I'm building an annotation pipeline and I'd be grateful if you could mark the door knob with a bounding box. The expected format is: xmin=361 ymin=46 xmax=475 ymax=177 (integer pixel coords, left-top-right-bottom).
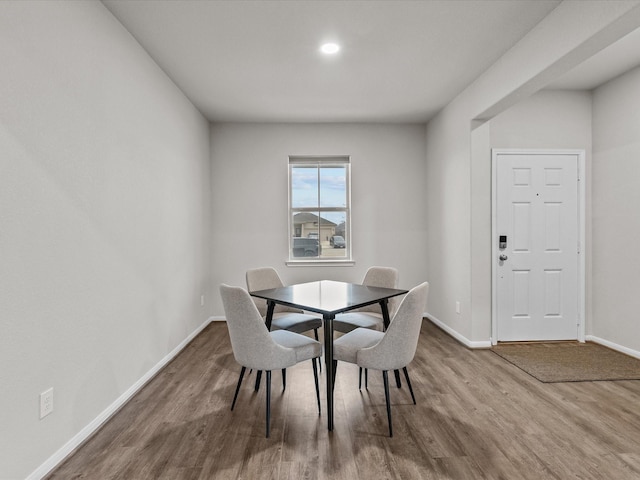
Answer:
xmin=499 ymin=254 xmax=508 ymax=261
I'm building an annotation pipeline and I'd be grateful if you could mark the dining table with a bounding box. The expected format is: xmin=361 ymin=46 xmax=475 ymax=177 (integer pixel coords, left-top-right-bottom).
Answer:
xmin=250 ymin=280 xmax=408 ymax=431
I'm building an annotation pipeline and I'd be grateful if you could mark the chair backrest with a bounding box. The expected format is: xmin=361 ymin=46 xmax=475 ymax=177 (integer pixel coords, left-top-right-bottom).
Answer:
xmin=357 ymin=266 xmax=399 ymax=314
xmin=219 ymin=284 xmax=296 ymax=370
xmin=357 ymin=282 xmax=429 ymax=371
xmin=245 ymin=267 xmax=301 ymax=316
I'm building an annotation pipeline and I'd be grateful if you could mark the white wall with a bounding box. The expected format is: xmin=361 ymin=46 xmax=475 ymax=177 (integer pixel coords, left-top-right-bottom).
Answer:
xmin=425 ymin=106 xmax=473 ymax=340
xmin=591 ymin=66 xmax=640 ymax=353
xmin=210 ymin=123 xmax=427 ymax=316
xmin=0 ymin=2 xmax=211 ymax=478
xmin=425 ymin=1 xmax=640 ymax=346
xmin=489 ymin=90 xmax=592 ymax=150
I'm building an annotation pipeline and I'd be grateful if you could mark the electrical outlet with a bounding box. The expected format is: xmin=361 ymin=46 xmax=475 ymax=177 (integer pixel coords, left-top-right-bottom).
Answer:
xmin=200 ymin=295 xmax=205 ymax=306
xmin=40 ymin=388 xmax=53 ymax=419
xmin=455 ymin=301 xmax=461 ymax=314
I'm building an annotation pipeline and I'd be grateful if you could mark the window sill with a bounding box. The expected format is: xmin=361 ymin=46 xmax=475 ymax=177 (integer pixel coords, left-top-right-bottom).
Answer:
xmin=286 ymin=259 xmax=356 ymax=267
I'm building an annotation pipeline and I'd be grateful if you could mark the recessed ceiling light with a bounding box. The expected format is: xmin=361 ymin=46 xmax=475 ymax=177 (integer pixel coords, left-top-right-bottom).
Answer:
xmin=320 ymin=43 xmax=340 ymax=55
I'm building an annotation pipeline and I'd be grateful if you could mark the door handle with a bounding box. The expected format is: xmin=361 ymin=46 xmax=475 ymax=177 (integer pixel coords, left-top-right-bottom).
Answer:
xmin=499 ymin=254 xmax=508 ymax=261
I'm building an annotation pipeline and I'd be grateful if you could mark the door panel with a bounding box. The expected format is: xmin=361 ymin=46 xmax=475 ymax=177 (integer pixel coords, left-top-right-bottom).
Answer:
xmin=495 ymin=152 xmax=580 ymax=341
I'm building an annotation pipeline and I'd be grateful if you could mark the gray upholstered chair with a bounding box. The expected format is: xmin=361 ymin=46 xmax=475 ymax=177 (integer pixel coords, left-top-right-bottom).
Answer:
xmin=333 ymin=266 xmax=399 ymax=334
xmin=333 ymin=266 xmax=400 ymax=388
xmin=246 ymin=267 xmax=322 ymax=339
xmin=220 ymin=284 xmax=322 ymax=438
xmin=332 ymin=281 xmax=429 ymax=437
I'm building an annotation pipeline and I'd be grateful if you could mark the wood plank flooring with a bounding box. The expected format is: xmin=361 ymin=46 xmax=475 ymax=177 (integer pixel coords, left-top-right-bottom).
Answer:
xmin=47 ymin=321 xmax=640 ymax=480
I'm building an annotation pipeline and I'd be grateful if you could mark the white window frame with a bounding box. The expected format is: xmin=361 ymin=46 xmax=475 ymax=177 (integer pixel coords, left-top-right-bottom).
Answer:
xmin=287 ymin=155 xmax=353 ymax=266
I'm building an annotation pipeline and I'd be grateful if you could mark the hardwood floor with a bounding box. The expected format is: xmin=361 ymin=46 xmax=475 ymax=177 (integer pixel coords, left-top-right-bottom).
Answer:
xmin=47 ymin=321 xmax=640 ymax=480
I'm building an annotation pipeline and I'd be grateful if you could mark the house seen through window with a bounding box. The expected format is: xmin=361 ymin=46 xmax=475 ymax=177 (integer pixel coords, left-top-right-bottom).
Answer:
xmin=289 ymin=156 xmax=351 ymax=261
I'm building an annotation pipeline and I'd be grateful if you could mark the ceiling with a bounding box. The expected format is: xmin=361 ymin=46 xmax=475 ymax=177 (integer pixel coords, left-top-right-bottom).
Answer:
xmin=102 ymin=0 xmax=640 ymax=124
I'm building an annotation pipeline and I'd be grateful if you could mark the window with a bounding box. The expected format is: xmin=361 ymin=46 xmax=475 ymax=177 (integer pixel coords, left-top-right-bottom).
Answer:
xmin=288 ymin=156 xmax=351 ymax=263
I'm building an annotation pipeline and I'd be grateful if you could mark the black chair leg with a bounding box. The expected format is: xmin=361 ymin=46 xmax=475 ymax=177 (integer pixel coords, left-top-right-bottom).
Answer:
xmin=359 ymin=368 xmax=370 ymax=389
xmin=312 ymin=358 xmax=321 ymax=416
xmin=282 ymin=368 xmax=286 ymax=391
xmin=403 ymin=367 xmax=416 ymax=405
xmin=231 ymin=366 xmax=246 ymax=411
xmin=266 ymin=370 xmax=271 ymax=438
xmin=394 ymin=369 xmax=402 ymax=388
xmin=382 ymin=370 xmax=393 ymax=437
xmin=255 ymin=370 xmax=262 ymax=391
xmin=313 ymin=329 xmax=322 ymax=373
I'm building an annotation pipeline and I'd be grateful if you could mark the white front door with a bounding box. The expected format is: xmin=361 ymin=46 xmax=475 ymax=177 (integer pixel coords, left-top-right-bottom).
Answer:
xmin=493 ymin=150 xmax=583 ymax=342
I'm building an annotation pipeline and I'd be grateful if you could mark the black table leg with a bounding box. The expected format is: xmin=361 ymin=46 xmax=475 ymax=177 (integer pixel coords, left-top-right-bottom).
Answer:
xmin=324 ymin=313 xmax=334 ymax=431
xmin=255 ymin=301 xmax=277 ymax=391
xmin=380 ymin=299 xmax=391 ymax=330
xmin=380 ymin=300 xmax=402 ymax=388
xmin=265 ymin=301 xmax=275 ymax=330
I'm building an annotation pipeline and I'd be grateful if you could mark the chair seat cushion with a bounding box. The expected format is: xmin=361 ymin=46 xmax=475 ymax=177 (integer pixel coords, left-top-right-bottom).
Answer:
xmin=333 ymin=328 xmax=383 ymax=364
xmin=271 ymin=330 xmax=322 ymax=364
xmin=333 ymin=312 xmax=383 ymax=334
xmin=271 ymin=313 xmax=322 ymax=334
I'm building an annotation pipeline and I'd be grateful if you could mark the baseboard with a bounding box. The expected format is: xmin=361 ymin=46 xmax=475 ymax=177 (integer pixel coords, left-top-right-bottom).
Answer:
xmin=27 ymin=317 xmax=213 ymax=480
xmin=210 ymin=315 xmax=226 ymax=321
xmin=425 ymin=321 xmax=640 ymax=356
xmin=426 ymin=314 xmax=492 ymax=349
xmin=585 ymin=335 xmax=640 ymax=360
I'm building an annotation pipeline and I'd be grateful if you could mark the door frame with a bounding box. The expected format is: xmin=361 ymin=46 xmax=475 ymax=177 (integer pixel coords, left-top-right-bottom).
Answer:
xmin=491 ymin=149 xmax=586 ymax=345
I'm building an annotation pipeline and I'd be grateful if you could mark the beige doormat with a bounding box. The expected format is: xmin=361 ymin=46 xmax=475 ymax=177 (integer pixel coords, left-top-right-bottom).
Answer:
xmin=492 ymin=341 xmax=640 ymax=383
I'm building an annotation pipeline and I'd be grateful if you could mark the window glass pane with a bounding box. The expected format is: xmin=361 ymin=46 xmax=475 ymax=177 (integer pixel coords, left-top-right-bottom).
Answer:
xmin=319 ymin=166 xmax=347 ymax=208
xmin=291 ymin=165 xmax=318 ymax=208
xmin=321 ymin=211 xmax=348 ymax=258
xmin=291 ymin=211 xmax=348 ymax=258
xmin=291 ymin=212 xmax=321 ymax=258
